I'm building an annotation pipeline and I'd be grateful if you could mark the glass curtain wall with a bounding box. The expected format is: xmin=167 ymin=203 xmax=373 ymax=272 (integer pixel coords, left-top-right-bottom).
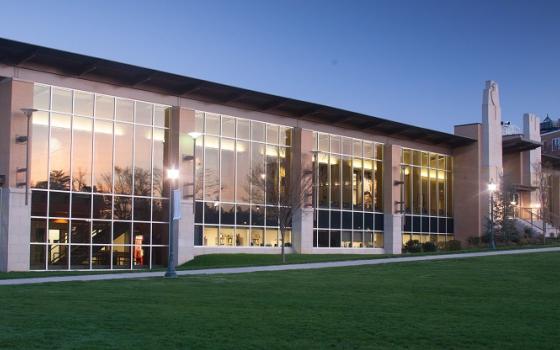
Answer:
xmin=29 ymin=84 xmax=171 ymax=270
xmin=193 ymin=112 xmax=292 ymax=247
xmin=312 ymin=132 xmax=384 ymax=248
xmin=401 ymin=148 xmax=454 ymax=245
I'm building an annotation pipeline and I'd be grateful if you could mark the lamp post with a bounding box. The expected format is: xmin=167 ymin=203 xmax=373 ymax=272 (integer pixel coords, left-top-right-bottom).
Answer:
xmin=165 ymin=167 xmax=180 ymax=278
xmin=487 ymin=180 xmax=497 ymax=249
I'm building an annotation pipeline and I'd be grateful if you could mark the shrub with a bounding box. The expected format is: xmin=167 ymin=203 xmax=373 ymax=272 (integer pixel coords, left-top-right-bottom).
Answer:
xmin=467 ymin=236 xmax=481 ymax=247
xmin=404 ymin=240 xmax=422 ymax=253
xmin=421 ymin=241 xmax=437 ymax=252
xmin=446 ymin=239 xmax=462 ymax=251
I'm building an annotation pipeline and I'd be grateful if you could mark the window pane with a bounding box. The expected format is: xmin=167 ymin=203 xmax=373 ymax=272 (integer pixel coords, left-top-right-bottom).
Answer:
xmin=330 ymin=154 xmax=341 ymax=208
xmin=92 ymin=245 xmax=111 ymax=269
xmin=134 ymin=197 xmax=151 ymax=221
xmin=194 ymin=134 xmax=204 ymax=200
xmin=71 ymin=220 xmax=90 ymax=244
xmin=134 ymin=126 xmax=153 ymax=196
xmin=116 ymin=99 xmax=134 ymax=122
xmin=52 ymin=87 xmax=72 ymax=114
xmin=251 ymin=228 xmax=264 ymax=246
xmin=72 ymin=193 xmax=91 ymax=218
xmin=374 ymin=161 xmax=383 ymax=212
xmin=49 ymin=219 xmax=69 ymax=244
xmin=30 ymin=218 xmax=47 ymax=243
xmin=222 ymin=116 xmax=235 ymax=138
xmin=114 ymin=123 xmax=133 ymax=194
xmin=113 ymin=196 xmax=132 ymax=220
xmin=363 ymin=160 xmax=373 ymax=211
xmin=317 ymin=153 xmax=329 ymax=208
xmin=92 ymin=221 xmax=111 ymax=244
xmin=237 ymin=119 xmax=250 ymax=139
xmin=49 ymin=192 xmax=69 ymax=217
xmin=152 ymin=223 xmax=169 ymax=245
xmin=204 ymin=136 xmax=220 ymax=201
xmin=237 ymin=140 xmax=251 ymax=202
xmin=33 ymin=84 xmax=50 ymax=110
xmin=251 ymin=143 xmax=265 ymax=204
xmin=266 ymin=145 xmax=279 ymax=205
xmin=71 ymin=245 xmax=90 ymax=269
xmin=221 ymin=139 xmax=235 ymax=202
xmin=221 ymin=203 xmax=235 ymax=225
xmin=49 ymin=114 xmax=71 ymax=190
xmin=92 ymin=195 xmax=112 ymax=219
xmin=279 ymin=147 xmax=290 ymax=205
xmin=135 ymin=101 xmax=153 ymax=125
xmin=342 ymin=157 xmax=352 ymax=209
xmin=133 ymin=222 xmax=150 ymax=246
xmin=72 ymin=117 xmax=93 ymax=192
xmin=30 ymin=244 xmax=46 ymax=270
xmin=154 ymin=106 xmax=170 ymax=128
xmin=74 ymin=91 xmax=94 ymax=116
xmin=48 ymin=244 xmax=68 ymax=270
xmin=153 ymin=128 xmax=167 ymax=198
xmin=266 ymin=124 xmax=279 ymax=144
xmin=353 ymin=158 xmax=363 ymax=210
xmin=95 ymin=95 xmax=114 ymax=119
xmin=330 ymin=135 xmax=340 ymax=154
xmin=31 ymin=190 xmax=48 ymax=216
xmin=206 ymin=113 xmax=220 ymax=135
xmin=113 ymin=245 xmax=131 ymax=269
xmin=113 ymin=222 xmax=131 ymax=245
xmin=251 ymin=121 xmax=265 ymax=141
xmin=93 ymin=120 xmax=113 ymax=193
xmin=203 ymin=226 xmax=218 ymax=246
xmin=30 ymin=111 xmax=49 ymax=188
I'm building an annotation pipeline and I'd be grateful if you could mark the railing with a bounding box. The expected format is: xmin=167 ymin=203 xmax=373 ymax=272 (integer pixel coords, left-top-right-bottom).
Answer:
xmin=501 ymin=123 xmax=522 ymax=136
xmin=516 ymin=207 xmax=560 ymax=237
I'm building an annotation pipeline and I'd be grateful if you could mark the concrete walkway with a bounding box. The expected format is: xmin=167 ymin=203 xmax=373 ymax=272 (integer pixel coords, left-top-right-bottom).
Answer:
xmin=2 ymin=246 xmax=559 ymax=286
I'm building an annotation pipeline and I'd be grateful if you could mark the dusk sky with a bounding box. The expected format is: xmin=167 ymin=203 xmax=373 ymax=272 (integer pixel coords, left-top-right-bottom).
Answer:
xmin=1 ymin=0 xmax=558 ymax=133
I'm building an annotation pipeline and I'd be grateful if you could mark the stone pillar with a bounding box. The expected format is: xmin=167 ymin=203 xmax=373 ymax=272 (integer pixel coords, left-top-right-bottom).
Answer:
xmin=481 ymin=80 xmax=503 ymax=185
xmin=522 ymin=113 xmax=541 ymax=205
xmin=382 ymin=143 xmax=402 ymax=254
xmin=0 ymin=79 xmax=34 ymax=271
xmin=291 ymin=128 xmax=314 ymax=254
xmin=453 ymin=124 xmax=483 ymax=242
xmin=169 ymin=107 xmax=196 ymax=266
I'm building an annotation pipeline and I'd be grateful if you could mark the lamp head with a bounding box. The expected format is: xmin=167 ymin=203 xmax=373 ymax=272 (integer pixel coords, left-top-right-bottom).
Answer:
xmin=20 ymin=108 xmax=38 ymax=117
xmin=166 ymin=167 xmax=180 ymax=180
xmin=188 ymin=131 xmax=202 ymax=139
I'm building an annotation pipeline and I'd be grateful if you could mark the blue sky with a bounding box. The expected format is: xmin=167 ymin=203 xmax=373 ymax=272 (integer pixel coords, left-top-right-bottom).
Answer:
xmin=1 ymin=0 xmax=558 ymax=133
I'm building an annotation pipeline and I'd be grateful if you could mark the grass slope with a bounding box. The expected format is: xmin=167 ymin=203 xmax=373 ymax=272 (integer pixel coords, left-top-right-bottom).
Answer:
xmin=1 ymin=252 xmax=559 ymax=349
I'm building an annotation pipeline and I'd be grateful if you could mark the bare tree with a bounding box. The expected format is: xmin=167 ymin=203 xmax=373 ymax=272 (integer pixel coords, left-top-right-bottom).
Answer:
xmin=533 ymin=161 xmax=553 ymax=242
xmin=247 ymin=156 xmax=313 ymax=263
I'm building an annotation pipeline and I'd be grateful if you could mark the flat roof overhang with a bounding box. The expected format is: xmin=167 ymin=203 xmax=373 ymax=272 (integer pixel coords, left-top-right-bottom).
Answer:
xmin=0 ymin=37 xmax=475 ymax=148
xmin=502 ymin=134 xmax=541 ymax=153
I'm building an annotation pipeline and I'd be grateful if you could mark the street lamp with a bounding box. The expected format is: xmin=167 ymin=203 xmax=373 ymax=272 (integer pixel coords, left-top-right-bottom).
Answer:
xmin=165 ymin=166 xmax=180 ymax=278
xmin=487 ymin=180 xmax=497 ymax=249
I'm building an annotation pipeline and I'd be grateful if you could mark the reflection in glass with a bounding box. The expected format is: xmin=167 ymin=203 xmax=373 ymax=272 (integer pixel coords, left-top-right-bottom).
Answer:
xmin=92 ymin=195 xmax=112 ymax=219
xmin=134 ymin=125 xmax=153 ymax=196
xmin=30 ymin=244 xmax=46 ymax=270
xmin=48 ymin=244 xmax=68 ymax=269
xmin=93 ymin=120 xmax=113 ymax=193
xmin=30 ymin=218 xmax=47 ymax=243
xmin=221 ymin=139 xmax=235 ymax=202
xmin=113 ymin=245 xmax=131 ymax=269
xmin=49 ymin=114 xmax=71 ymax=190
xmin=95 ymin=95 xmax=114 ymax=119
xmin=236 ymin=140 xmax=250 ymax=203
xmin=114 ymin=123 xmax=133 ymax=195
xmin=30 ymin=112 xmax=49 ymax=188
xmin=204 ymin=136 xmax=220 ymax=201
xmin=92 ymin=221 xmax=111 ymax=244
xmin=71 ymin=220 xmax=91 ymax=247
xmin=31 ymin=190 xmax=47 ymax=216
xmin=49 ymin=192 xmax=70 ymax=217
xmin=52 ymin=87 xmax=72 ymax=114
xmin=74 ymin=91 xmax=94 ymax=116
xmin=33 ymin=84 xmax=50 ymax=110
xmin=113 ymin=222 xmax=131 ymax=245
xmin=114 ymin=196 xmax=132 ymax=220
xmin=72 ymin=193 xmax=91 ymax=218
xmin=116 ymin=99 xmax=134 ymax=122
xmin=135 ymin=101 xmax=153 ymax=125
xmin=70 ymin=245 xmax=90 ymax=269
xmin=72 ymin=117 xmax=93 ymax=191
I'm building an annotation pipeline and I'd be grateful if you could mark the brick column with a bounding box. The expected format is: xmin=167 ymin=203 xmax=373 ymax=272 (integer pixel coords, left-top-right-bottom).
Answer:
xmin=169 ymin=107 xmax=196 ymax=266
xmin=291 ymin=128 xmax=314 ymax=253
xmin=0 ymin=79 xmax=34 ymax=271
xmin=382 ymin=143 xmax=402 ymax=254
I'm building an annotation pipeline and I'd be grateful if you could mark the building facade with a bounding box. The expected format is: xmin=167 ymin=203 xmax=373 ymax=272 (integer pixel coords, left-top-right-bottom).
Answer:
xmin=0 ymin=38 xmax=553 ymax=271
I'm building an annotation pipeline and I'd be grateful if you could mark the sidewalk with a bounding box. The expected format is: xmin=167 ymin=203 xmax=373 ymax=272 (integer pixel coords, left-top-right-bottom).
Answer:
xmin=2 ymin=246 xmax=559 ymax=286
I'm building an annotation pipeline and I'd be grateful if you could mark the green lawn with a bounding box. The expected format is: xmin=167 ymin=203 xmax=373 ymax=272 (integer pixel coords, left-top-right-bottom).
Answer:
xmin=1 ymin=252 xmax=559 ymax=349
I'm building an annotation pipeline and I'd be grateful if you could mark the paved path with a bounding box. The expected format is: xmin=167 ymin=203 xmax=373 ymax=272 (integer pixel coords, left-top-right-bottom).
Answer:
xmin=2 ymin=247 xmax=559 ymax=286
